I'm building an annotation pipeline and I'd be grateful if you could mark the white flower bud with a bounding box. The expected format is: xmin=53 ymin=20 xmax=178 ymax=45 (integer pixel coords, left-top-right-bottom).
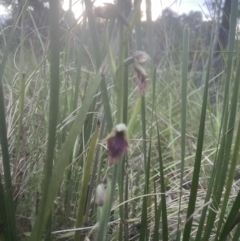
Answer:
xmin=96 ymin=184 xmax=106 ymax=206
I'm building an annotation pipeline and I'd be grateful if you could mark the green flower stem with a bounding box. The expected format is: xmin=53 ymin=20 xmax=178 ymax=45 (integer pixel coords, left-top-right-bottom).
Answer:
xmin=176 ymin=27 xmax=189 ymax=241
xmin=96 ymin=163 xmax=120 ymax=241
xmin=13 ymin=4 xmax=27 ymax=178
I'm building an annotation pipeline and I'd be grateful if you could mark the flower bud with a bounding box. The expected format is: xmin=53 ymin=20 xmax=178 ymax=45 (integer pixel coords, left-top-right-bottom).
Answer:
xmin=96 ymin=184 xmax=106 ymax=206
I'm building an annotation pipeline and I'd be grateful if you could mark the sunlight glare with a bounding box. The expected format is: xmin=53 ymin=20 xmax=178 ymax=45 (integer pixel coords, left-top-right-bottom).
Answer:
xmin=63 ymin=0 xmax=165 ymax=21
xmin=62 ymin=0 xmax=207 ymax=21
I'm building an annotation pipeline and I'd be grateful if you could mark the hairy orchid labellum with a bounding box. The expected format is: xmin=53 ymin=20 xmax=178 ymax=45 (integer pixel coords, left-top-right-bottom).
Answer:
xmin=103 ymin=123 xmax=129 ymax=166
xmin=132 ymin=51 xmax=150 ymax=95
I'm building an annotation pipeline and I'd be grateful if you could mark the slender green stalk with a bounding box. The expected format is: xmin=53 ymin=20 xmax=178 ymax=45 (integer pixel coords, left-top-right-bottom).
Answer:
xmin=219 ymin=191 xmax=240 ymax=241
xmin=139 ymin=135 xmax=150 ymax=241
xmin=123 ymin=48 xmax=129 ymax=126
xmin=96 ymin=164 xmax=120 ymax=241
xmin=42 ymin=1 xmax=60 ymax=240
xmin=0 ymin=2 xmax=28 ymax=241
xmin=30 ymin=67 xmax=104 ymax=241
xmin=232 ymin=223 xmax=240 ymax=241
xmin=13 ymin=3 xmax=27 ymax=178
xmin=0 ymin=176 xmax=11 ymax=241
xmin=84 ymin=0 xmax=113 ymax=132
xmin=117 ymin=2 xmax=126 ymax=240
xmin=106 ymin=27 xmax=116 ymax=85
xmin=127 ymin=97 xmax=141 ymax=137
xmin=194 ymin=61 xmax=215 ymax=241
xmin=28 ymin=10 xmax=45 ymax=50
xmin=139 ymin=94 xmax=148 ymax=241
xmin=215 ymin=58 xmax=240 ymax=240
xmin=63 ymin=18 xmax=86 ymax=224
xmin=157 ymin=123 xmax=168 ymax=241
xmin=85 ymin=118 xmax=106 ymax=223
xmin=74 ymin=123 xmax=100 ymax=241
xmin=182 ymin=31 xmax=210 ymax=241
xmin=176 ymin=27 xmax=189 ymax=241
xmin=145 ymin=0 xmax=153 ymax=57
xmin=202 ymin=0 xmax=238 ymax=238
xmin=43 ymin=0 xmax=60 ymax=191
xmin=153 ymin=181 xmax=160 ymax=241
xmin=116 ymin=22 xmax=125 ymax=123
xmin=134 ymin=0 xmax=142 ymax=49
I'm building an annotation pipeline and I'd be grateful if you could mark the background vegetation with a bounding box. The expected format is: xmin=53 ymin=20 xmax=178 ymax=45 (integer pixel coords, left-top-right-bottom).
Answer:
xmin=0 ymin=0 xmax=240 ymax=240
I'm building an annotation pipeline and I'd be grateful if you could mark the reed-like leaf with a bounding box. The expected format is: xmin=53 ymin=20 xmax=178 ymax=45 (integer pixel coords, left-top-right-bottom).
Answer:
xmin=134 ymin=0 xmax=142 ymax=50
xmin=219 ymin=191 xmax=240 ymax=241
xmin=39 ymin=1 xmax=60 ymax=240
xmin=139 ymin=137 xmax=150 ymax=241
xmin=0 ymin=2 xmax=27 ymax=241
xmin=29 ymin=68 xmax=104 ymax=241
xmin=153 ymin=181 xmax=161 ymax=241
xmin=74 ymin=123 xmax=100 ymax=241
xmin=13 ymin=5 xmax=27 ymax=177
xmin=157 ymin=123 xmax=169 ymax=241
xmin=215 ymin=58 xmax=240 ymax=240
xmin=182 ymin=31 xmax=210 ymax=241
xmin=232 ymin=223 xmax=240 ymax=241
xmin=96 ymin=164 xmax=119 ymax=241
xmin=84 ymin=0 xmax=113 ymax=132
xmin=176 ymin=27 xmax=189 ymax=241
xmin=0 ymin=176 xmax=11 ymax=241
xmin=202 ymin=0 xmax=238 ymax=238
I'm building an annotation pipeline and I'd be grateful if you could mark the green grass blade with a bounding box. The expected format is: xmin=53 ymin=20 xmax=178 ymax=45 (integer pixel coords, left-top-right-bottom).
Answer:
xmin=74 ymin=123 xmax=100 ymax=241
xmin=134 ymin=0 xmax=142 ymax=50
xmin=96 ymin=164 xmax=119 ymax=241
xmin=145 ymin=0 xmax=153 ymax=57
xmin=73 ymin=39 xmax=85 ymax=112
xmin=100 ymin=74 xmax=113 ymax=132
xmin=123 ymin=49 xmax=129 ymax=125
xmin=127 ymin=97 xmax=141 ymax=138
xmin=139 ymin=138 xmax=151 ymax=241
xmin=232 ymin=223 xmax=240 ymax=241
xmin=157 ymin=123 xmax=169 ymax=241
xmin=84 ymin=0 xmax=113 ymax=132
xmin=45 ymin=0 xmax=60 ymax=177
xmin=219 ymin=191 xmax=240 ymax=241
xmin=40 ymin=0 xmax=60 ymax=239
xmin=215 ymin=58 xmax=240 ymax=240
xmin=119 ymin=46 xmax=129 ymax=241
xmin=202 ymin=0 xmax=238 ymax=238
xmin=153 ymin=180 xmax=160 ymax=241
xmin=13 ymin=4 xmax=27 ymax=177
xmin=0 ymin=176 xmax=11 ymax=241
xmin=106 ymin=27 xmax=116 ymax=81
xmin=0 ymin=2 xmax=28 ymax=240
xmin=176 ymin=27 xmax=189 ymax=241
xmin=194 ymin=64 xmax=216 ymax=241
xmin=182 ymin=31 xmax=210 ymax=241
xmin=29 ymin=69 xmax=103 ymax=241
